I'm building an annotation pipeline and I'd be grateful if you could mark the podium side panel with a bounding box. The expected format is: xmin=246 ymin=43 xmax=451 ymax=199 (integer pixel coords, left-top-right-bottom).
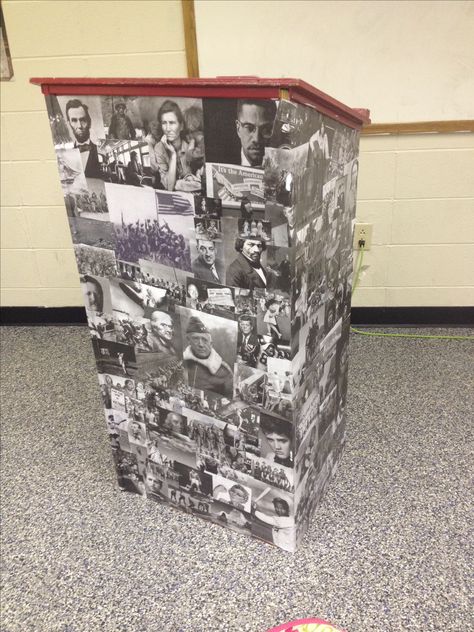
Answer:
xmin=279 ymin=101 xmax=360 ymax=546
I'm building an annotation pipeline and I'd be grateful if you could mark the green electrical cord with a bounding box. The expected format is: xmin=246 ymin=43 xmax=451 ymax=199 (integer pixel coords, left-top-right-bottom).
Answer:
xmin=350 ymin=245 xmax=474 ymax=341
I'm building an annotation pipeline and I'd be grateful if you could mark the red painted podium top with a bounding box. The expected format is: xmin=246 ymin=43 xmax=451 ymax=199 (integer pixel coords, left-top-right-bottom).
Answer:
xmin=30 ymin=76 xmax=370 ymax=130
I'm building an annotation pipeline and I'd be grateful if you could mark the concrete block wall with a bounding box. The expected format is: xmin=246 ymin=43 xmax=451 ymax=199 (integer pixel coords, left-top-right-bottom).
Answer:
xmin=354 ymin=132 xmax=474 ymax=307
xmin=0 ymin=0 xmax=187 ymax=307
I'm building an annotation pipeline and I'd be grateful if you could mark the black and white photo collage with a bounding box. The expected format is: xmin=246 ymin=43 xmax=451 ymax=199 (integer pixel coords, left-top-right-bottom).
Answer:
xmin=46 ymin=92 xmax=360 ymax=552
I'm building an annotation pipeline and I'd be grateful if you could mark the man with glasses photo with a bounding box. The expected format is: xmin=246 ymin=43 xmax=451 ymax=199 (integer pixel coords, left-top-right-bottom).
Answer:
xmin=235 ymin=99 xmax=276 ymax=167
xmin=203 ymin=99 xmax=277 ymax=168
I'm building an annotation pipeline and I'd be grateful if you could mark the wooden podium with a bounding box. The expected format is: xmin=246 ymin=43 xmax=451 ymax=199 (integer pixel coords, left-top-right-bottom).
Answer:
xmin=31 ymin=76 xmax=369 ymax=551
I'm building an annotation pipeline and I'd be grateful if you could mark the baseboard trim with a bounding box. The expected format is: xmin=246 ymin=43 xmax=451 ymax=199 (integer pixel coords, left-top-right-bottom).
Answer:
xmin=350 ymin=306 xmax=473 ymax=327
xmin=1 ymin=306 xmax=473 ymax=327
xmin=1 ymin=306 xmax=87 ymax=325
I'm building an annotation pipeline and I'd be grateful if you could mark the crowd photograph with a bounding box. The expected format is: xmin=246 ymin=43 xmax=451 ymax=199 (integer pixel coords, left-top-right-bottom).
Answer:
xmin=106 ymin=183 xmax=194 ymax=271
xmin=64 ymin=179 xmax=109 ymax=219
xmin=69 ymin=216 xmax=116 ymax=250
xmin=74 ymin=244 xmax=117 ymax=277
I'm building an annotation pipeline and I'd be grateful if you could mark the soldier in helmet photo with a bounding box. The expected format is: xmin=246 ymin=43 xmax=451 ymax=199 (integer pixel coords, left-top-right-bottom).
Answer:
xmin=182 ymin=315 xmax=234 ymax=397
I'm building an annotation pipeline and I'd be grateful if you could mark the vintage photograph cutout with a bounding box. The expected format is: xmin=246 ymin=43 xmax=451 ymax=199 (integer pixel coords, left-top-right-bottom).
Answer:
xmin=203 ymin=98 xmax=277 ymax=168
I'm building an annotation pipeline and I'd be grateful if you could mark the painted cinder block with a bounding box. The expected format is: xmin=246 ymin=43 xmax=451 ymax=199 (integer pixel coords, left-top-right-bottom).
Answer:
xmin=357 ymin=151 xmax=396 ymax=200
xmin=386 ymin=286 xmax=474 ymax=307
xmin=3 ymin=0 xmax=184 ymax=58
xmin=36 ymin=249 xmax=80 ymax=288
xmin=20 ymin=161 xmax=65 ymax=207
xmin=1 ymin=112 xmax=56 ymax=162
xmin=0 ymin=249 xmax=39 ymax=288
xmin=392 ymin=198 xmax=474 ymax=245
xmin=24 ymin=206 xmax=73 ymax=249
xmin=37 ymin=79 xmax=365 ymax=551
xmin=0 ymin=56 xmax=91 ymax=114
xmin=0 ymin=207 xmax=30 ymax=249
xmin=395 ymin=149 xmax=474 ymax=199
xmin=1 ymin=286 xmax=83 ymax=308
xmin=0 ymin=162 xmax=23 ymax=207
xmin=386 ymin=244 xmax=474 ymax=288
xmin=355 ymin=199 xmax=393 ymax=245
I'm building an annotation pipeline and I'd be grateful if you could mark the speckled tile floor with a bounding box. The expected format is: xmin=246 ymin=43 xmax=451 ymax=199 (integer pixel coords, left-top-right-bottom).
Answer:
xmin=1 ymin=325 xmax=473 ymax=632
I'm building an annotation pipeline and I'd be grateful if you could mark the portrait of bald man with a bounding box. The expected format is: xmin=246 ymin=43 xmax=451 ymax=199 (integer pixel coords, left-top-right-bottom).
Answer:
xmin=147 ymin=311 xmax=177 ymax=358
xmin=136 ymin=310 xmax=180 ymax=377
xmin=203 ymin=99 xmax=277 ymax=168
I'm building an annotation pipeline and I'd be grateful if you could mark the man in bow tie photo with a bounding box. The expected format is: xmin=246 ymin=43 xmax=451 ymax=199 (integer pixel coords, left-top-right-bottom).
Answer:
xmin=226 ymin=235 xmax=277 ymax=290
xmin=66 ymin=99 xmax=103 ymax=179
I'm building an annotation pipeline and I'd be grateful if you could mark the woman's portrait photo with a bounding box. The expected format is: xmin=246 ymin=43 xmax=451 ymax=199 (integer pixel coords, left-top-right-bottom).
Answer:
xmin=148 ymin=99 xmax=205 ymax=193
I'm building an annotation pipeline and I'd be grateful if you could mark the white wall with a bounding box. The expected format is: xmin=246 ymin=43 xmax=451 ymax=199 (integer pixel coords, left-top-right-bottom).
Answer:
xmin=194 ymin=0 xmax=474 ymax=123
xmin=0 ymin=0 xmax=187 ymax=307
xmin=355 ymin=132 xmax=474 ymax=307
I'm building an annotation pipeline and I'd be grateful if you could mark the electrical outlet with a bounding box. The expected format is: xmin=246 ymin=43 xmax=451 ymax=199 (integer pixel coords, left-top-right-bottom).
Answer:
xmin=353 ymin=223 xmax=373 ymax=250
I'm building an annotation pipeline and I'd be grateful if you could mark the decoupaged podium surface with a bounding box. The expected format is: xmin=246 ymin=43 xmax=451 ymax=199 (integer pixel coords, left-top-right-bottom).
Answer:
xmin=31 ymin=77 xmax=369 ymax=551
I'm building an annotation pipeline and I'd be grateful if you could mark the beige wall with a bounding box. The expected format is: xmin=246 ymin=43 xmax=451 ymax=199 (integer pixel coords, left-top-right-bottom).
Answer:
xmin=195 ymin=0 xmax=474 ymax=123
xmin=1 ymin=1 xmax=473 ymax=308
xmin=194 ymin=0 xmax=474 ymax=308
xmin=0 ymin=0 xmax=187 ymax=307
xmin=354 ymin=132 xmax=474 ymax=307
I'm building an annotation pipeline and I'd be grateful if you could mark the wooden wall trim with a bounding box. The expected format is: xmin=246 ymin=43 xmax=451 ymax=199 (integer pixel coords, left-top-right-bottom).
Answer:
xmin=182 ymin=0 xmax=200 ymax=78
xmin=362 ymin=120 xmax=474 ymax=135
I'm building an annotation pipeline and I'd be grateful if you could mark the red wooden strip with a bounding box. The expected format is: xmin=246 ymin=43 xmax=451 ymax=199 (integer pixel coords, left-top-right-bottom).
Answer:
xmin=29 ymin=76 xmax=370 ymax=129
